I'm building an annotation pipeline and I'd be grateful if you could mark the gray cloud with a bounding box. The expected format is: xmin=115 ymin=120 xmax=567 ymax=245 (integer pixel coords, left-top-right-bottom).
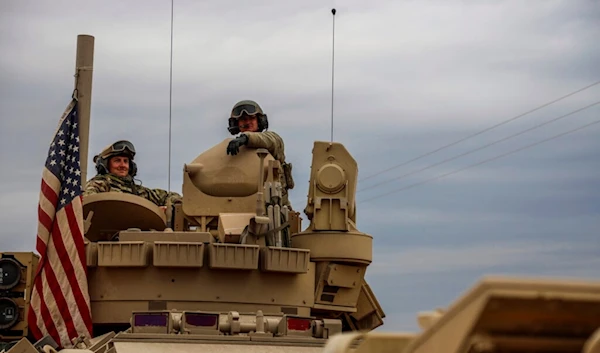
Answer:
xmin=367 ymin=238 xmax=600 ymax=331
xmin=1 ymin=0 xmax=599 ymax=334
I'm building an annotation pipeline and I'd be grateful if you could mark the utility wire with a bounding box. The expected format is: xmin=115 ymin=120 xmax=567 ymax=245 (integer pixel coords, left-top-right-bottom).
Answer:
xmin=359 ymin=118 xmax=600 ymax=204
xmin=358 ymin=99 xmax=600 ymax=193
xmin=359 ymin=79 xmax=600 ymax=182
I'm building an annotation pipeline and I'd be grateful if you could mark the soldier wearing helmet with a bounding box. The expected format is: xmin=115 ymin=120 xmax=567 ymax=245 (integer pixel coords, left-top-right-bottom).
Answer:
xmin=226 ymin=100 xmax=295 ymax=208
xmin=83 ymin=140 xmax=182 ymax=207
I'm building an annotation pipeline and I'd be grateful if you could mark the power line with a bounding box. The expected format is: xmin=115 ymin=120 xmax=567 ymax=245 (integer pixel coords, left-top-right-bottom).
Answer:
xmin=359 ymin=118 xmax=600 ymax=204
xmin=358 ymin=79 xmax=600 ymax=182
xmin=358 ymin=99 xmax=600 ymax=193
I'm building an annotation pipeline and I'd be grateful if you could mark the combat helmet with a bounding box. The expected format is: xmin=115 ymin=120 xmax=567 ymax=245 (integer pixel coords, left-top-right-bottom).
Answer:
xmin=93 ymin=140 xmax=138 ymax=177
xmin=228 ymin=100 xmax=269 ymax=135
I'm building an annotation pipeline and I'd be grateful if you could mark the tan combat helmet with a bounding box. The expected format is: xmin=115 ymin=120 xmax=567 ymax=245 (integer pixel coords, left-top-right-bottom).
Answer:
xmin=92 ymin=139 xmax=137 ymax=176
xmin=228 ymin=100 xmax=269 ymax=135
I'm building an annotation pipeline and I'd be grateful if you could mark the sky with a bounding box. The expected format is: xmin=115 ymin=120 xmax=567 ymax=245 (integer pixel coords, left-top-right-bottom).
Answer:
xmin=1 ymin=0 xmax=599 ymax=333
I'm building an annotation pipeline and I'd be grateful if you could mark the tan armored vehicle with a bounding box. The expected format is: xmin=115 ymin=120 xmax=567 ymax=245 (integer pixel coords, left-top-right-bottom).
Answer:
xmin=322 ymin=276 xmax=600 ymax=353
xmin=1 ymin=34 xmax=386 ymax=353
xmin=2 ymin=34 xmax=600 ymax=353
xmin=78 ymin=138 xmax=383 ymax=350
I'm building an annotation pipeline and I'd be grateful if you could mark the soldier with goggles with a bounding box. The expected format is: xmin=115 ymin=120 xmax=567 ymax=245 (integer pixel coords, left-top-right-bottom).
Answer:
xmin=226 ymin=100 xmax=295 ymax=208
xmin=83 ymin=140 xmax=181 ymax=207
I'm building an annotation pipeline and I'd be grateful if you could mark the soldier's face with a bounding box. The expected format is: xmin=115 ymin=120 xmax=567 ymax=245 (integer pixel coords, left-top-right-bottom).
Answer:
xmin=238 ymin=115 xmax=259 ymax=132
xmin=108 ymin=156 xmax=130 ymax=177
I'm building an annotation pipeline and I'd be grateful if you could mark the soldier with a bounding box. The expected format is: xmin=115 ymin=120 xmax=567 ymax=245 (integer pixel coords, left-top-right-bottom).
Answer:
xmin=226 ymin=100 xmax=295 ymax=208
xmin=83 ymin=140 xmax=182 ymax=207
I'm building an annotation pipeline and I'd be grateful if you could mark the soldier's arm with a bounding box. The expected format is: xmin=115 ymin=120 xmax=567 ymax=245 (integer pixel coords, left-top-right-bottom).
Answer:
xmin=244 ymin=131 xmax=285 ymax=160
xmin=147 ymin=188 xmax=182 ymax=207
xmin=163 ymin=191 xmax=183 ymax=206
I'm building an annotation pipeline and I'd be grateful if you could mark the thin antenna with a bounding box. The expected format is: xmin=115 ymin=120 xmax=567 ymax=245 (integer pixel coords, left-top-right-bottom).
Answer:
xmin=168 ymin=0 xmax=174 ymax=192
xmin=330 ymin=8 xmax=336 ymax=143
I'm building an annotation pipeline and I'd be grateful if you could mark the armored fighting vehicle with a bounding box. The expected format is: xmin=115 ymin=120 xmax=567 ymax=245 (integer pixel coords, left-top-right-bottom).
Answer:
xmin=3 ymin=34 xmax=600 ymax=353
xmin=1 ymin=34 xmax=385 ymax=353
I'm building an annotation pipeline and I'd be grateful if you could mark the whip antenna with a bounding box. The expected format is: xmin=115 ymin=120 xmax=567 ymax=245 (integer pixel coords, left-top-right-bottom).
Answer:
xmin=330 ymin=8 xmax=336 ymax=143
xmin=168 ymin=0 xmax=174 ymax=192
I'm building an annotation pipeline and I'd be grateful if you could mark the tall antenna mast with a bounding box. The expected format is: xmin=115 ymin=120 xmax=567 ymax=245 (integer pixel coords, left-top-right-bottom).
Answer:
xmin=168 ymin=0 xmax=174 ymax=192
xmin=330 ymin=8 xmax=336 ymax=143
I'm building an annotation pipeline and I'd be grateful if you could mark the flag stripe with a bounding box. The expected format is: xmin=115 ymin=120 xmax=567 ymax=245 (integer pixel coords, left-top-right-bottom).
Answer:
xmin=61 ymin=203 xmax=92 ymax=334
xmin=39 ymin=273 xmax=63 ymax=345
xmin=39 ymin=172 xmax=60 ymax=215
xmin=54 ymin=207 xmax=88 ymax=327
xmin=27 ymin=306 xmax=43 ymax=341
xmin=43 ymin=236 xmax=79 ymax=343
xmin=67 ymin=198 xmax=89 ymax=275
xmin=41 ymin=177 xmax=59 ymax=207
xmin=37 ymin=173 xmax=60 ymax=247
xmin=32 ymin=272 xmax=61 ymax=344
xmin=37 ymin=204 xmax=53 ymax=238
xmin=35 ymin=238 xmax=47 ymax=264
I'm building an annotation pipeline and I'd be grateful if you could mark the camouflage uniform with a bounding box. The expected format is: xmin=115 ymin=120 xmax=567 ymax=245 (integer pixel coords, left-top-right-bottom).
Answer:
xmin=86 ymin=140 xmax=182 ymax=207
xmin=83 ymin=173 xmax=181 ymax=207
xmin=243 ymin=130 xmax=294 ymax=207
xmin=245 ymin=131 xmax=285 ymax=164
xmin=226 ymin=100 xmax=295 ymax=208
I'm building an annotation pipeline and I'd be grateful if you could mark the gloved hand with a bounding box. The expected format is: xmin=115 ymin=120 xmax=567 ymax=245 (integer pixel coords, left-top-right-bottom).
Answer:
xmin=227 ymin=134 xmax=249 ymax=155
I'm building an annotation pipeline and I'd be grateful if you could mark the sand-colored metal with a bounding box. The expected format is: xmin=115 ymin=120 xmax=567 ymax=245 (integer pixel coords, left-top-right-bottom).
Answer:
xmin=0 ymin=252 xmax=39 ymax=342
xmin=82 ymin=193 xmax=167 ymax=242
xmin=182 ymin=140 xmax=276 ymax=221
xmin=74 ymin=34 xmax=94 ymax=185
xmin=2 ymin=337 xmax=39 ymax=353
xmin=321 ymin=276 xmax=600 ymax=353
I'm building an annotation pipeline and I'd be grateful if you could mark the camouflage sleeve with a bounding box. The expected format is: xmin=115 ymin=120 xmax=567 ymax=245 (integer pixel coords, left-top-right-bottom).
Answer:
xmin=82 ymin=176 xmax=110 ymax=196
xmin=145 ymin=187 xmax=182 ymax=207
xmin=244 ymin=131 xmax=285 ymax=162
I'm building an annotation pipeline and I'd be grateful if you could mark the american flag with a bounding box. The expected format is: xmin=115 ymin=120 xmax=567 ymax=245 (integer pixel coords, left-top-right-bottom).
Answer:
xmin=27 ymin=98 xmax=93 ymax=348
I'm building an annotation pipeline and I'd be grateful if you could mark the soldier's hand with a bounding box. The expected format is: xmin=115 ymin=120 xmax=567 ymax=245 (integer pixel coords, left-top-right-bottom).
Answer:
xmin=227 ymin=134 xmax=249 ymax=156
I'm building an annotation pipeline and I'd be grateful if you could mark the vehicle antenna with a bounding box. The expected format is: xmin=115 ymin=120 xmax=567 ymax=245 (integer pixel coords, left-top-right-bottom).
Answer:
xmin=330 ymin=8 xmax=336 ymax=143
xmin=168 ymin=0 xmax=174 ymax=192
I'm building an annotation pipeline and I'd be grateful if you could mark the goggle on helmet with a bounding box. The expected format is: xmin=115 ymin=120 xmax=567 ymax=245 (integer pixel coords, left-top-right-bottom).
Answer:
xmin=228 ymin=100 xmax=269 ymax=134
xmin=94 ymin=140 xmax=136 ymax=162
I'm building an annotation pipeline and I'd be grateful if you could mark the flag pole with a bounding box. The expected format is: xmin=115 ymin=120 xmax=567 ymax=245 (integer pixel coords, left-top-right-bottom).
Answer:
xmin=74 ymin=34 xmax=94 ymax=185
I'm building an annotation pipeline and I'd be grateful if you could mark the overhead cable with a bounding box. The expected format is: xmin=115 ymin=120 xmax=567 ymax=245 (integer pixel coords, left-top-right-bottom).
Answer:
xmin=359 ymin=79 xmax=600 ymax=182
xmin=359 ymin=117 xmax=600 ymax=203
xmin=358 ymin=99 xmax=600 ymax=193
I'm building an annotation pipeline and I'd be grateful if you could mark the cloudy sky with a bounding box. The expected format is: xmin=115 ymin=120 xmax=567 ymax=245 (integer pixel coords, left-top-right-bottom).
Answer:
xmin=1 ymin=0 xmax=599 ymax=333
